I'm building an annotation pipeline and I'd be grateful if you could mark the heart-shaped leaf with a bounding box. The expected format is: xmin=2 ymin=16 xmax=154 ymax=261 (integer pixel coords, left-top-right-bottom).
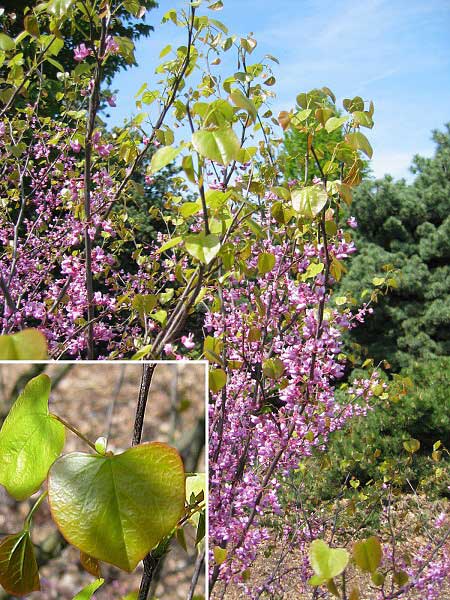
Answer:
xmin=345 ymin=132 xmax=373 ymax=158
xmin=192 ymin=127 xmax=240 ymax=165
xmin=257 ymin=252 xmax=276 ymax=275
xmin=291 ymin=186 xmax=328 ymax=218
xmin=185 ymin=233 xmax=220 ymax=265
xmin=325 ymin=115 xmax=348 ymax=133
xmin=403 ymin=438 xmax=420 ymax=453
xmin=229 ymin=89 xmax=257 ymax=123
xmin=0 ymin=374 xmax=65 ymax=500
xmin=72 ymin=578 xmax=104 ymax=599
xmin=48 ymin=443 xmax=185 ymax=572
xmin=46 ymin=0 xmax=75 ymax=18
xmin=353 ymin=536 xmax=382 ymax=573
xmin=0 ymin=33 xmax=15 ymax=51
xmin=309 ymin=539 xmax=349 ymax=584
xmin=213 ymin=546 xmax=227 ymax=565
xmin=0 ymin=329 xmax=48 ymax=359
xmin=209 ymin=368 xmax=227 ymax=393
xmin=149 ymin=145 xmax=183 ymax=174
xmin=0 ymin=531 xmax=40 ymax=595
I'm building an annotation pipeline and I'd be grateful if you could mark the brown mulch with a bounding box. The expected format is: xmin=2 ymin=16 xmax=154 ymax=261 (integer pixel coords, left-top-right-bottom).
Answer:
xmin=0 ymin=362 xmax=206 ymax=600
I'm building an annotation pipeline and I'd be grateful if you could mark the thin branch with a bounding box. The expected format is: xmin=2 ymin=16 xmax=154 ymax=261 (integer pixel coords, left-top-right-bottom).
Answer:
xmin=132 ymin=363 xmax=156 ymax=446
xmin=187 ymin=549 xmax=205 ymax=600
xmin=83 ymin=14 xmax=110 ymax=359
xmin=132 ymin=362 xmax=159 ymax=600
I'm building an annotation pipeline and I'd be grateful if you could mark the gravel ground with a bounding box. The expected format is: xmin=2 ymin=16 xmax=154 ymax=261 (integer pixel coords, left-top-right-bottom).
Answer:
xmin=214 ymin=496 xmax=450 ymax=600
xmin=0 ymin=362 xmax=206 ymax=600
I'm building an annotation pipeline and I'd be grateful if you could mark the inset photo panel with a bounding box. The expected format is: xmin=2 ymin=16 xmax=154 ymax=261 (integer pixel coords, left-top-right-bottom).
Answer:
xmin=0 ymin=361 xmax=207 ymax=600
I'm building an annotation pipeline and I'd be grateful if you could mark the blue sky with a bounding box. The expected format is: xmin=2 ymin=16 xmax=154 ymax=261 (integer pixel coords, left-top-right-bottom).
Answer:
xmin=108 ymin=0 xmax=450 ymax=181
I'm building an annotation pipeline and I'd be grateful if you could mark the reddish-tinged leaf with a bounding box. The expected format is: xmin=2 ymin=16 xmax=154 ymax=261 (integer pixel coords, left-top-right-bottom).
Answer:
xmin=0 ymin=532 xmax=40 ymax=595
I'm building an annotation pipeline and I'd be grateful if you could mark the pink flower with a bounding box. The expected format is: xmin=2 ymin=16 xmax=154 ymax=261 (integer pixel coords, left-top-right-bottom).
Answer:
xmin=434 ymin=512 xmax=447 ymax=528
xmin=80 ymin=79 xmax=95 ymax=96
xmin=107 ymin=95 xmax=116 ymax=108
xmin=181 ymin=334 xmax=195 ymax=349
xmin=70 ymin=140 xmax=82 ymax=153
xmin=96 ymin=143 xmax=113 ymax=157
xmin=164 ymin=343 xmax=175 ymax=355
xmin=104 ymin=36 xmax=119 ymax=55
xmin=74 ymin=43 xmax=91 ymax=62
xmin=347 ymin=216 xmax=358 ymax=229
xmin=145 ymin=175 xmax=155 ymax=185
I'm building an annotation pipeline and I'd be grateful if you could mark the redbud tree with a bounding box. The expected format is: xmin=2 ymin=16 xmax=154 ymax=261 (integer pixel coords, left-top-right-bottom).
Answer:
xmin=0 ymin=1 xmax=448 ymax=600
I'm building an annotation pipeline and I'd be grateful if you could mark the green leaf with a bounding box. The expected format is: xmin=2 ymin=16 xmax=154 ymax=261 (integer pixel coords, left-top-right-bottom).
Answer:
xmin=180 ymin=202 xmax=202 ymax=219
xmin=0 ymin=33 xmax=16 ymax=51
xmin=157 ymin=236 xmax=183 ymax=254
xmin=308 ymin=574 xmax=324 ymax=586
xmin=159 ymin=288 xmax=174 ymax=305
xmin=352 ymin=537 xmax=382 ymax=573
xmin=403 ymin=438 xmax=420 ymax=453
xmin=131 ymin=345 xmax=152 ymax=360
xmin=195 ymin=511 xmax=206 ymax=546
xmin=327 ymin=578 xmax=340 ymax=598
xmin=203 ymin=336 xmax=223 ymax=364
xmin=203 ymin=100 xmax=234 ymax=127
xmin=309 ymin=540 xmax=349 ymax=584
xmin=393 ymin=570 xmax=409 ymax=586
xmin=293 ymin=108 xmax=312 ymax=123
xmin=372 ymin=276 xmax=385 ymax=286
xmin=237 ymin=146 xmax=257 ymax=163
xmin=213 ymin=546 xmax=227 ymax=565
xmin=371 ymin=571 xmax=385 ymax=586
xmin=45 ymin=56 xmax=64 ymax=71
xmin=209 ymin=368 xmax=227 ymax=392
xmin=150 ymin=310 xmax=167 ymax=326
xmin=352 ymin=111 xmax=373 ymax=128
xmin=185 ymin=233 xmax=220 ymax=265
xmin=0 ymin=329 xmax=48 ymax=359
xmin=325 ymin=116 xmax=348 ymax=133
xmin=291 ymin=186 xmax=328 ymax=218
xmin=114 ymin=36 xmax=135 ymax=64
xmin=48 ymin=443 xmax=185 ymax=572
xmin=257 ymin=252 xmax=276 ymax=275
xmin=176 ymin=527 xmax=188 ymax=552
xmin=132 ymin=294 xmax=157 ymax=319
xmin=262 ymin=358 xmax=285 ymax=380
xmin=304 ymin=262 xmax=324 ymax=279
xmin=0 ymin=532 xmax=40 ymax=595
xmin=345 ymin=132 xmax=373 ymax=159
xmin=24 ymin=15 xmax=40 ymax=38
xmin=192 ymin=127 xmax=240 ymax=165
xmin=229 ymin=89 xmax=257 ymax=122
xmin=94 ymin=437 xmax=107 ymax=456
xmin=185 ymin=472 xmax=206 ymax=528
xmin=72 ymin=578 xmax=105 ymax=599
xmin=150 ymin=145 xmax=183 ymax=174
xmin=182 ymin=155 xmax=196 ymax=183
xmin=0 ymin=374 xmax=65 ymax=500
xmin=37 ymin=34 xmax=62 ymax=57
xmin=46 ymin=0 xmax=74 ymax=18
